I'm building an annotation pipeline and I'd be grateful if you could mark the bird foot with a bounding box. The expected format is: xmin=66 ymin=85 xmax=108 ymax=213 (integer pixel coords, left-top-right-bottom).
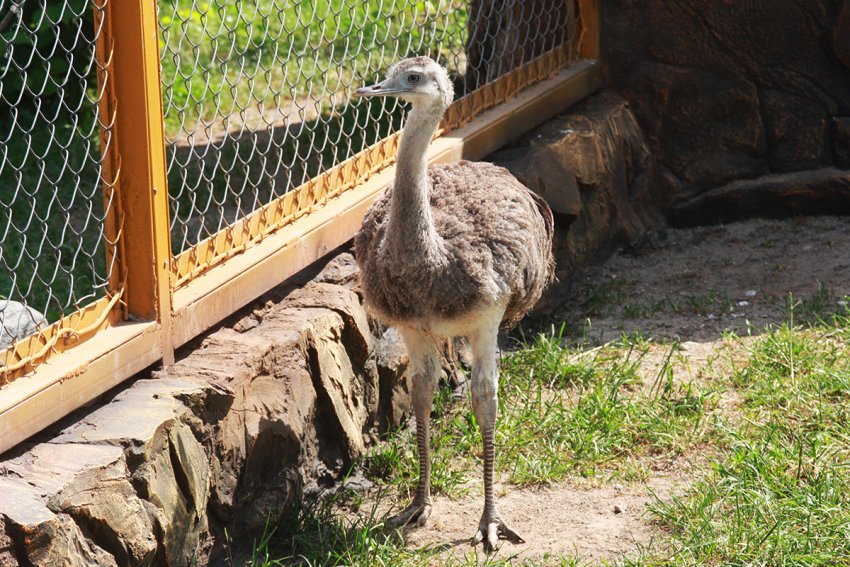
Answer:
xmin=471 ymin=517 xmax=524 ymax=553
xmin=386 ymin=500 xmax=432 ymax=529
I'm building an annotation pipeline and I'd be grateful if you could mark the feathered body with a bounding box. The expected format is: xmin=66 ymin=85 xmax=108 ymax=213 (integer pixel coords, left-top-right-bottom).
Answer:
xmin=352 ymin=56 xmax=553 ymax=551
xmin=356 ymin=160 xmax=553 ymax=331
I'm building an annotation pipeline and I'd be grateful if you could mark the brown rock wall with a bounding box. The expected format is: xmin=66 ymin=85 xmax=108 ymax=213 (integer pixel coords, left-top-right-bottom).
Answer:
xmin=0 ymin=280 xmax=408 ymax=566
xmin=603 ymin=0 xmax=850 ymax=223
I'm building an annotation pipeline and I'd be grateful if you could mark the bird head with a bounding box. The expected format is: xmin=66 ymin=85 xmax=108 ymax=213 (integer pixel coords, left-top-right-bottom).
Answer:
xmin=353 ymin=56 xmax=454 ymax=110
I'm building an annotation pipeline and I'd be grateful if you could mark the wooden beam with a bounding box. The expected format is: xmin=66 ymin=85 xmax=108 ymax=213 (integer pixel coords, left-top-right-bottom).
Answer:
xmin=0 ymin=322 xmax=160 ymax=454
xmin=579 ymin=0 xmax=601 ymax=60
xmin=171 ymin=60 xmax=602 ymax=346
xmin=101 ymin=0 xmax=174 ymax=362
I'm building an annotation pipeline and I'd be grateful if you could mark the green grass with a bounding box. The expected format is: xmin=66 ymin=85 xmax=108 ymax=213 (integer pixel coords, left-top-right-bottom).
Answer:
xmin=158 ymin=0 xmax=468 ymax=138
xmin=362 ymin=331 xmax=718 ymax=498
xmin=246 ymin=306 xmax=850 ymax=566
xmin=654 ymin=314 xmax=850 ymax=565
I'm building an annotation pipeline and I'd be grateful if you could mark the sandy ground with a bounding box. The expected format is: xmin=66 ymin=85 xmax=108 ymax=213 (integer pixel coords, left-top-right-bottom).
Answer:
xmin=396 ymin=477 xmax=675 ymax=565
xmin=373 ymin=215 xmax=850 ymax=565
xmin=543 ymin=215 xmax=850 ymax=345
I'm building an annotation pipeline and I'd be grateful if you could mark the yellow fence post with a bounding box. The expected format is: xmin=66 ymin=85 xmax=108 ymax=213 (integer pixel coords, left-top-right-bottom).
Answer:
xmin=97 ymin=0 xmax=174 ymax=364
xmin=579 ymin=0 xmax=601 ymax=60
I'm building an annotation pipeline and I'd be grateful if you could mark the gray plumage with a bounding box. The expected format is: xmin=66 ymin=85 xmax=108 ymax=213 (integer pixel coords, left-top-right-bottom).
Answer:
xmin=352 ymin=56 xmax=554 ymax=552
xmin=356 ymin=160 xmax=554 ymax=329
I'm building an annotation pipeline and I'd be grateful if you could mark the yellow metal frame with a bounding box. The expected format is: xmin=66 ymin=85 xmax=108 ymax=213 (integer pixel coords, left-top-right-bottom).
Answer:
xmin=0 ymin=0 xmax=602 ymax=454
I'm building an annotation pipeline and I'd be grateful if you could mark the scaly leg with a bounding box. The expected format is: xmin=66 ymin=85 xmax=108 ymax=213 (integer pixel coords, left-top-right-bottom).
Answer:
xmin=469 ymin=322 xmax=524 ymax=552
xmin=387 ymin=328 xmax=439 ymax=528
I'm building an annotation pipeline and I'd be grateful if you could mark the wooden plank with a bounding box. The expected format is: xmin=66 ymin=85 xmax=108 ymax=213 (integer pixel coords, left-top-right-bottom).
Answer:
xmin=1 ymin=296 xmax=115 ymax=381
xmin=171 ymin=61 xmax=602 ymax=346
xmin=0 ymin=321 xmax=161 ymax=454
xmin=102 ymin=0 xmax=174 ymax=363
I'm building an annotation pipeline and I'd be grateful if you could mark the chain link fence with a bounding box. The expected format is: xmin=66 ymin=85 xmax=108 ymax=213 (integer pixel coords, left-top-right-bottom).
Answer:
xmin=0 ymin=0 xmax=117 ymax=355
xmin=0 ymin=0 xmax=582 ymax=369
xmin=159 ymin=0 xmax=580 ymax=278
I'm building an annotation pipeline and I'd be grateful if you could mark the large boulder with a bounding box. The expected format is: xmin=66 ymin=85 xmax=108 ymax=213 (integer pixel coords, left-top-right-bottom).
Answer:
xmin=492 ymin=90 xmax=665 ymax=288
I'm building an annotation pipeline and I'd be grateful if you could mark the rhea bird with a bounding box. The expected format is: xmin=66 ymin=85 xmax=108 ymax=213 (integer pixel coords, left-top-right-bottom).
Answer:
xmin=353 ymin=57 xmax=554 ymax=551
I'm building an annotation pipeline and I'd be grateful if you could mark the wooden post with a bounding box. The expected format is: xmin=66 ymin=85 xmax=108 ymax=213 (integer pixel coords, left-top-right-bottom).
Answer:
xmin=96 ymin=0 xmax=174 ymax=364
xmin=579 ymin=0 xmax=601 ymax=60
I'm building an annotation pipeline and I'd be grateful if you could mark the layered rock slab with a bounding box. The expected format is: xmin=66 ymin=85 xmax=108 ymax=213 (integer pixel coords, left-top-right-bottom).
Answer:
xmin=0 ymin=281 xmax=408 ymax=566
xmin=493 ymin=90 xmax=665 ymax=292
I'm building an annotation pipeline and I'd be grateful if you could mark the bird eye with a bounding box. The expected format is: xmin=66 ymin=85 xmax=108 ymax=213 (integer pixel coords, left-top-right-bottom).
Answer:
xmin=407 ymin=73 xmax=422 ymax=85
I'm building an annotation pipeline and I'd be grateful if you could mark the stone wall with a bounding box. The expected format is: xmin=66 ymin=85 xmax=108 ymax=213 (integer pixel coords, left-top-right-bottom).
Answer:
xmin=0 ymin=268 xmax=413 ymax=567
xmin=603 ymin=0 xmax=850 ymax=224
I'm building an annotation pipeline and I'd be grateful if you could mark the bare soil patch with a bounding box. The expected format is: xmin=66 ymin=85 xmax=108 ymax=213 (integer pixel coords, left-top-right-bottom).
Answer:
xmin=545 ymin=215 xmax=850 ymax=344
xmin=398 ymin=478 xmax=672 ymax=565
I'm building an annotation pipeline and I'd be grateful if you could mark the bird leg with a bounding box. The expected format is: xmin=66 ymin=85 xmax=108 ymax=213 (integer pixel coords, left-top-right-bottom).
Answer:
xmin=469 ymin=327 xmax=525 ymax=552
xmin=387 ymin=330 xmax=439 ymax=529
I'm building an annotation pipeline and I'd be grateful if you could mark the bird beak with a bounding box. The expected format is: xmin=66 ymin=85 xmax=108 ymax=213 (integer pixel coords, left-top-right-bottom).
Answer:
xmin=353 ymin=79 xmax=404 ymax=98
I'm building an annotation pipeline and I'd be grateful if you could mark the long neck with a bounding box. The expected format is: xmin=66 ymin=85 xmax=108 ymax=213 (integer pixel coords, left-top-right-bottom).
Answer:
xmin=386 ymin=103 xmax=445 ymax=260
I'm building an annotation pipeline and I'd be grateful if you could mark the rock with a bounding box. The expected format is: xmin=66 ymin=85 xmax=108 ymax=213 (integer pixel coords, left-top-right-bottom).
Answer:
xmin=0 ymin=279 xmax=417 ymax=565
xmin=341 ymin=470 xmax=374 ymax=493
xmin=604 ymin=0 xmax=850 ymax=206
xmin=2 ymin=443 xmax=157 ymax=566
xmin=134 ymin=422 xmax=210 ymax=567
xmin=283 ymin=282 xmax=373 ymax=366
xmin=306 ymin=309 xmax=371 ymax=458
xmin=622 ymin=61 xmax=767 ymax=189
xmin=0 ymin=478 xmax=117 ymax=567
xmin=0 ymin=516 xmax=17 ymax=567
xmin=667 ymin=168 xmax=850 ymax=226
xmin=761 ymin=89 xmax=829 ymax=173
xmin=314 ymin=251 xmax=361 ymax=290
xmin=0 ymin=301 xmax=45 ymax=350
xmin=374 ymin=327 xmax=411 ymax=432
xmin=48 ymin=459 xmax=158 ymax=566
xmin=493 ymin=91 xmax=665 ymax=292
xmin=613 ymin=504 xmax=625 ymax=514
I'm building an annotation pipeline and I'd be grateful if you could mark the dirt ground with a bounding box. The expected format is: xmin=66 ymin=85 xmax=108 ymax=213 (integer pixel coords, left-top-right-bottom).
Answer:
xmin=543 ymin=215 xmax=850 ymax=344
xmin=381 ymin=215 xmax=850 ymax=564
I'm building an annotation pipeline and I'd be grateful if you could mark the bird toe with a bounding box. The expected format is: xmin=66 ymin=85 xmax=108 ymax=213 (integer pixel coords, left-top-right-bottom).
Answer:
xmin=387 ymin=501 xmax=432 ymax=529
xmin=471 ymin=518 xmax=525 ymax=553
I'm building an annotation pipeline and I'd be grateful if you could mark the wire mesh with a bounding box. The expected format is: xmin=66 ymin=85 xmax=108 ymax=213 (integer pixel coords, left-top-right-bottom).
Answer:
xmin=159 ymin=0 xmax=581 ymax=281
xmin=0 ymin=0 xmax=117 ymax=357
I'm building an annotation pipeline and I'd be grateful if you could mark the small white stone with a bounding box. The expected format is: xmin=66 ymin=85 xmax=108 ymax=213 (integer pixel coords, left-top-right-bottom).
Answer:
xmin=737 ymin=301 xmax=749 ymax=307
xmin=743 ymin=290 xmax=758 ymax=298
xmin=0 ymin=301 xmax=46 ymax=350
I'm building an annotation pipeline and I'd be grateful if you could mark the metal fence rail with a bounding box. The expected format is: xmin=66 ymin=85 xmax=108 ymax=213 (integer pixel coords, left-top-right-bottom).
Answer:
xmin=0 ymin=0 xmax=601 ymax=453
